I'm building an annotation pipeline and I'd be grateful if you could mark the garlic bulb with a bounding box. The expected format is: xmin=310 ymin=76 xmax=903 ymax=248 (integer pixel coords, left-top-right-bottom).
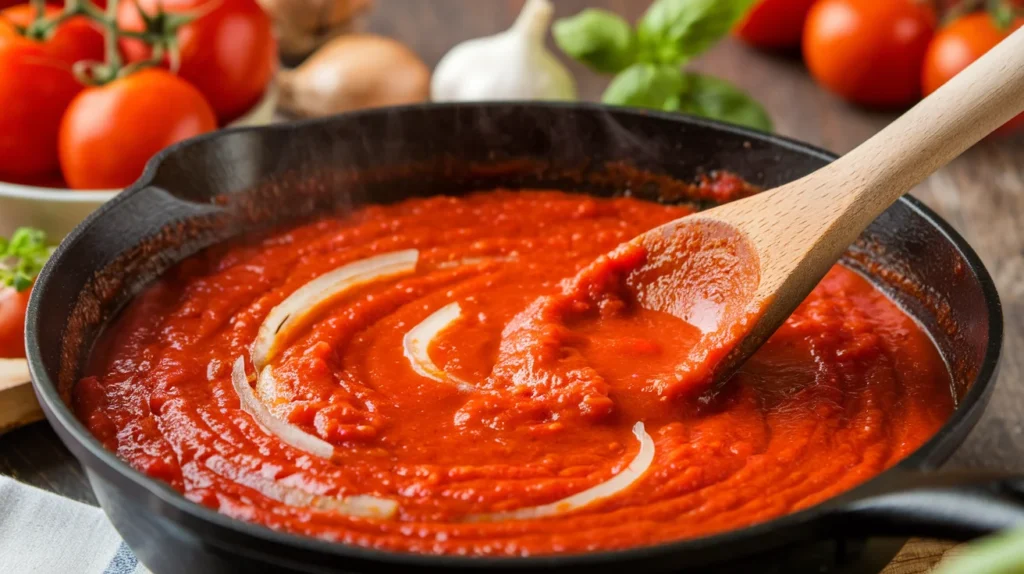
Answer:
xmin=431 ymin=0 xmax=577 ymax=102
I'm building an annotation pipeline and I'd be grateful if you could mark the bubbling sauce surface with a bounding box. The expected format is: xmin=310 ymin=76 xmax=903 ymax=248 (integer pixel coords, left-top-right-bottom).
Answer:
xmin=75 ymin=189 xmax=954 ymax=556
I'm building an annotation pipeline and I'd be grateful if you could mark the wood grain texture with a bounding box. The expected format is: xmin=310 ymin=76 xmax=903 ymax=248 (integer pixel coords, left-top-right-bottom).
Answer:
xmin=3 ymin=2 xmax=1022 ymax=572
xmin=880 ymin=540 xmax=960 ymax=574
xmin=0 ymin=359 xmax=40 ymax=434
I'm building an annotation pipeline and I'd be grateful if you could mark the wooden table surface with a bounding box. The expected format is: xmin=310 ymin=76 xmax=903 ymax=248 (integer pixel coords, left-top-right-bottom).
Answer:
xmin=2 ymin=2 xmax=1022 ymax=573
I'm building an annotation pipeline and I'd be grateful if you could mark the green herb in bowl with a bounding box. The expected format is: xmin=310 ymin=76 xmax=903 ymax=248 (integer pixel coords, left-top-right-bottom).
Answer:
xmin=0 ymin=228 xmax=54 ymax=359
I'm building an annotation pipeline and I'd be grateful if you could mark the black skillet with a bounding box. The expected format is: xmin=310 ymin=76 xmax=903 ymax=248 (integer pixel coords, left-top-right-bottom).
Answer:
xmin=25 ymin=104 xmax=1024 ymax=574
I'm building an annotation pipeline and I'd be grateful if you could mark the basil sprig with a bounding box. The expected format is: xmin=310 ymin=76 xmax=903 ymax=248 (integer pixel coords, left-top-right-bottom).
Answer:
xmin=0 ymin=228 xmax=54 ymax=292
xmin=554 ymin=0 xmax=771 ymax=132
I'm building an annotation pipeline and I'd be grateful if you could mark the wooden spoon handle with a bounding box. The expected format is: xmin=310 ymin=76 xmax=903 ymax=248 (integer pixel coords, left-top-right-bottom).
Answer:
xmin=803 ymin=25 xmax=1024 ymax=232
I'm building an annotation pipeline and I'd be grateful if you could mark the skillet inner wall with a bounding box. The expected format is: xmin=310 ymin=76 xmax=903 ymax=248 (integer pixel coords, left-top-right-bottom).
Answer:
xmin=42 ymin=106 xmax=985 ymax=414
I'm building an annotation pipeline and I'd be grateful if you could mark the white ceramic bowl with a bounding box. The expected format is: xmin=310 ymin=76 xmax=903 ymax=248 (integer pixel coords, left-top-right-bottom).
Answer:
xmin=0 ymin=86 xmax=279 ymax=239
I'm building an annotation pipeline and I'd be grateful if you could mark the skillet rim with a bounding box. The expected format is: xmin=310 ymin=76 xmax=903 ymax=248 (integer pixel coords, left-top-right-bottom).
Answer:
xmin=24 ymin=102 xmax=1005 ymax=570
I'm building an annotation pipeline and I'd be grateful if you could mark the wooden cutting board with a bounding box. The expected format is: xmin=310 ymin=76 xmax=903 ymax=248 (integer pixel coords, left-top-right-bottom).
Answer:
xmin=0 ymin=358 xmax=42 ymax=434
xmin=881 ymin=540 xmax=960 ymax=573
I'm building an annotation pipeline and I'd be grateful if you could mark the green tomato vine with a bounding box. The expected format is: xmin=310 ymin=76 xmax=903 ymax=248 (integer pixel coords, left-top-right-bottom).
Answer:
xmin=9 ymin=0 xmax=205 ymax=85
xmin=941 ymin=0 xmax=1023 ymax=27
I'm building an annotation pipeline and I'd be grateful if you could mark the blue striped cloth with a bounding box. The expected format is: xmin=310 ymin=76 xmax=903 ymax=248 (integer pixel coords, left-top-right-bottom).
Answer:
xmin=0 ymin=476 xmax=149 ymax=574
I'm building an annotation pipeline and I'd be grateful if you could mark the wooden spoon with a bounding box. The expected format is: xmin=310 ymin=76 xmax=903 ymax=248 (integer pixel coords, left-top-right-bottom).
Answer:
xmin=626 ymin=26 xmax=1024 ymax=397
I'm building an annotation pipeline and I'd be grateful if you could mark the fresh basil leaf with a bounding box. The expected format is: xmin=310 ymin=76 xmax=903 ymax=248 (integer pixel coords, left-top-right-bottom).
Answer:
xmin=638 ymin=0 xmax=758 ymax=64
xmin=6 ymin=227 xmax=45 ymax=257
xmin=12 ymin=273 xmax=32 ymax=292
xmin=0 ymin=228 xmax=52 ymax=291
xmin=934 ymin=528 xmax=1024 ymax=574
xmin=553 ymin=9 xmax=638 ymax=74
xmin=677 ymin=73 xmax=772 ymax=131
xmin=602 ymin=63 xmax=685 ymax=111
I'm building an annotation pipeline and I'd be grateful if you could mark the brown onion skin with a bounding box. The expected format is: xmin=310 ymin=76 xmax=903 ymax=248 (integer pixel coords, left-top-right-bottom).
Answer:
xmin=277 ymin=34 xmax=430 ymax=118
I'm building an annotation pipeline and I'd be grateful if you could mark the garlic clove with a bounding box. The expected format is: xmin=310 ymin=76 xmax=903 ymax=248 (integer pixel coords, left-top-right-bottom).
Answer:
xmin=431 ymin=0 xmax=577 ymax=103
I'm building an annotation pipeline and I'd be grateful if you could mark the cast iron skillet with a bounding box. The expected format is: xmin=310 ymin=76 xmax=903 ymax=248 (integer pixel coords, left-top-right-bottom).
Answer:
xmin=25 ymin=104 xmax=1024 ymax=574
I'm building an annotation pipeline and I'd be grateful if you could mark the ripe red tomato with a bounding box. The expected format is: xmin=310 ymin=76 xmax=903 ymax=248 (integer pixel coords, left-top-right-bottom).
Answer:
xmin=0 ymin=0 xmax=102 ymax=8
xmin=923 ymin=12 xmax=1024 ymax=136
xmin=735 ymin=0 xmax=818 ymax=49
xmin=803 ymin=0 xmax=936 ymax=107
xmin=59 ymin=69 xmax=217 ymax=189
xmin=118 ymin=0 xmax=276 ymax=125
xmin=0 ymin=287 xmax=30 ymax=359
xmin=1 ymin=4 xmax=104 ymax=64
xmin=0 ymin=6 xmax=103 ymax=181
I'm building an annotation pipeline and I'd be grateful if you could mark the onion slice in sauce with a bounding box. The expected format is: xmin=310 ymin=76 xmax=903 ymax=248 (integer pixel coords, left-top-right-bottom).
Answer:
xmin=205 ymin=454 xmax=399 ymax=519
xmin=251 ymin=249 xmax=419 ymax=369
xmin=231 ymin=356 xmax=336 ymax=460
xmin=229 ymin=359 xmax=399 ymax=518
xmin=466 ymin=422 xmax=655 ymax=522
xmin=434 ymin=256 xmax=514 ymax=269
xmin=402 ymin=302 xmax=473 ymax=391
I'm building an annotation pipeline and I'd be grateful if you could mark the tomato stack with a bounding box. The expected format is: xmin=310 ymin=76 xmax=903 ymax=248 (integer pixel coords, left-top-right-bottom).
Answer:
xmin=735 ymin=0 xmax=1023 ymax=134
xmin=0 ymin=0 xmax=276 ymax=189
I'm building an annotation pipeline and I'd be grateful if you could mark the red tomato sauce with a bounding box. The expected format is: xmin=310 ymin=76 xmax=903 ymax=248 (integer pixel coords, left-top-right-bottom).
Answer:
xmin=74 ymin=189 xmax=954 ymax=556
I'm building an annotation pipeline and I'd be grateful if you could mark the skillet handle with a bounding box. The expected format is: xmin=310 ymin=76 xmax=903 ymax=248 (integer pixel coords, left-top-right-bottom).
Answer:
xmin=834 ymin=471 xmax=1024 ymax=540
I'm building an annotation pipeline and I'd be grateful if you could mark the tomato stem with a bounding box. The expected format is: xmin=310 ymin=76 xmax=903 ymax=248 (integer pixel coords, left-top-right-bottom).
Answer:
xmin=20 ymin=0 xmax=186 ymax=85
xmin=986 ymin=0 xmax=1020 ymax=28
xmin=103 ymin=0 xmax=122 ymax=77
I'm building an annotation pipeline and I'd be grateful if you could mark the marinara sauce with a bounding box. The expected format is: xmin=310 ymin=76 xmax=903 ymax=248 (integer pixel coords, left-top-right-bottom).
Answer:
xmin=75 ymin=188 xmax=954 ymax=556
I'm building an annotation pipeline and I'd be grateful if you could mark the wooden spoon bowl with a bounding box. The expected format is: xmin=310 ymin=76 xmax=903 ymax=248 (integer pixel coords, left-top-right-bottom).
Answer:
xmin=625 ymin=26 xmax=1024 ymax=394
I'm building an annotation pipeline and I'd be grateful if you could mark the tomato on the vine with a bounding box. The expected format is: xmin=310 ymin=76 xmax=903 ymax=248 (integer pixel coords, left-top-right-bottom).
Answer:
xmin=1 ymin=4 xmax=104 ymax=64
xmin=0 ymin=6 xmax=103 ymax=181
xmin=117 ymin=0 xmax=276 ymax=125
xmin=59 ymin=68 xmax=217 ymax=189
xmin=735 ymin=0 xmax=818 ymax=49
xmin=923 ymin=11 xmax=1024 ymax=136
xmin=803 ymin=0 xmax=936 ymax=107
xmin=0 ymin=287 xmax=30 ymax=359
xmin=0 ymin=0 xmax=104 ymax=8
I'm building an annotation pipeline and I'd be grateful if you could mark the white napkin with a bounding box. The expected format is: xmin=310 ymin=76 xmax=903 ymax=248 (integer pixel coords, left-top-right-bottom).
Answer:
xmin=0 ymin=475 xmax=150 ymax=574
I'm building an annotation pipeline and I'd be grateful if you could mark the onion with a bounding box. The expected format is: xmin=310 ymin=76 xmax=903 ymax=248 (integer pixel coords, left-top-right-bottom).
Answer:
xmin=434 ymin=256 xmax=514 ymax=269
xmin=251 ymin=250 xmax=418 ymax=369
xmin=229 ymin=358 xmax=399 ymax=518
xmin=402 ymin=302 xmax=473 ymax=392
xmin=277 ymin=34 xmax=431 ymax=118
xmin=256 ymin=0 xmax=375 ymax=59
xmin=254 ymin=365 xmax=281 ymax=406
xmin=231 ymin=356 xmax=336 ymax=460
xmin=466 ymin=422 xmax=654 ymax=522
xmin=205 ymin=454 xmax=398 ymax=519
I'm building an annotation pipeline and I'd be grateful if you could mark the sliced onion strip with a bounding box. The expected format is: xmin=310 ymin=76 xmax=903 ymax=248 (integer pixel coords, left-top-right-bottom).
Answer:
xmin=205 ymin=454 xmax=398 ymax=519
xmin=251 ymin=250 xmax=419 ymax=369
xmin=230 ymin=356 xmax=335 ymax=460
xmin=402 ymin=302 xmax=473 ymax=391
xmin=466 ymin=422 xmax=655 ymax=522
xmin=255 ymin=365 xmax=285 ymax=408
xmin=434 ymin=256 xmax=514 ymax=269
